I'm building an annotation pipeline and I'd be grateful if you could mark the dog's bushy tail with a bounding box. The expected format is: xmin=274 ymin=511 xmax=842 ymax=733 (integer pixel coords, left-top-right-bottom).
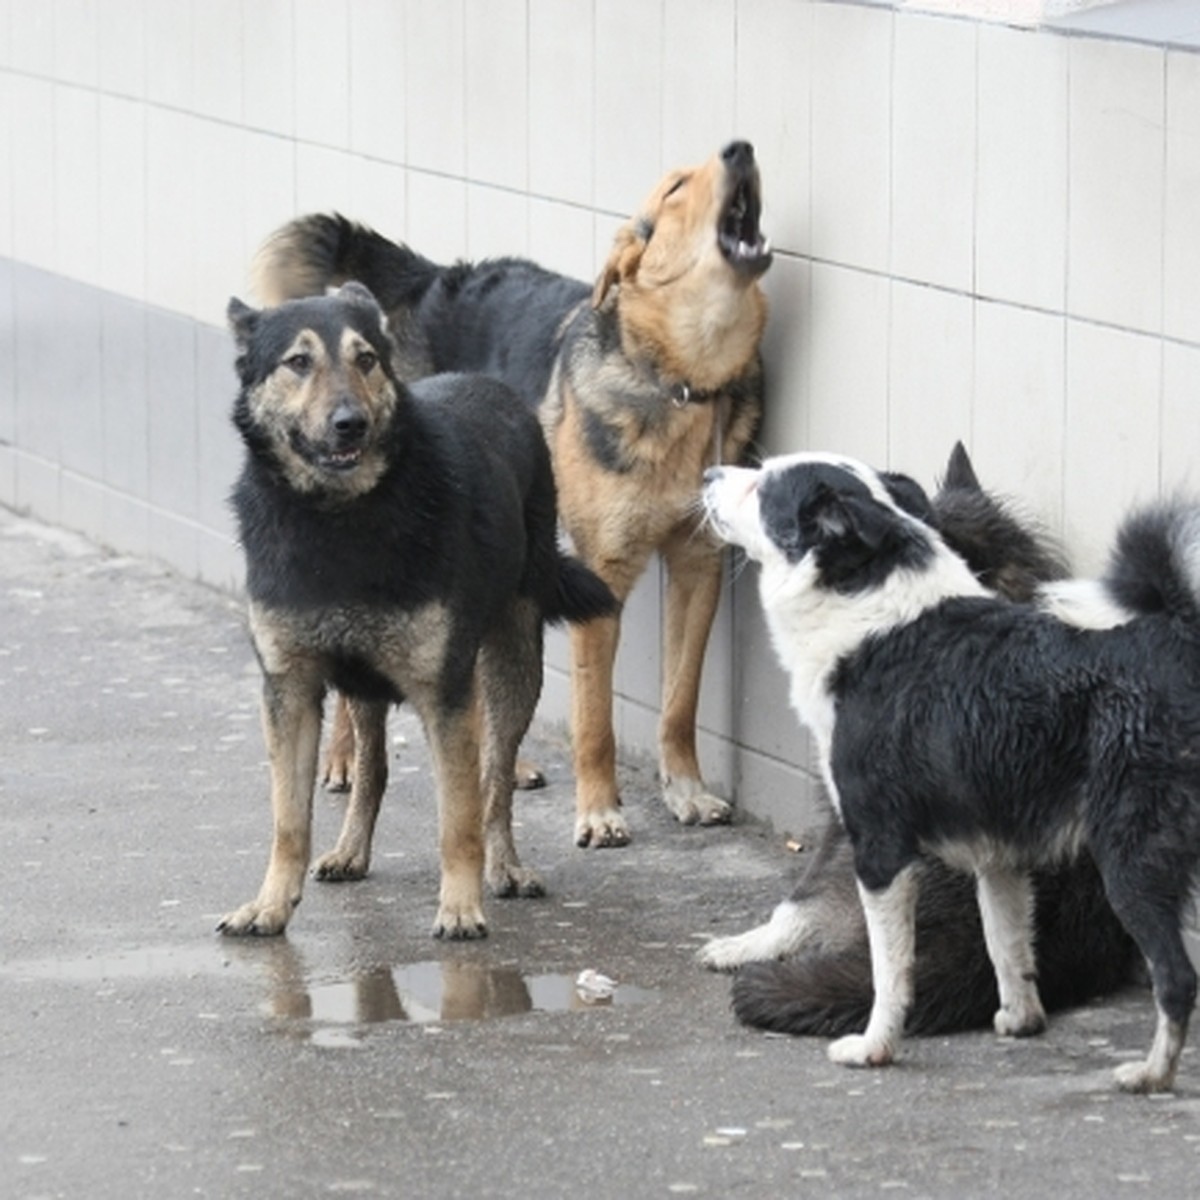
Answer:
xmin=731 ymin=858 xmax=1138 ymax=1038
xmin=1103 ymin=502 xmax=1200 ymax=622
xmin=545 ymin=554 xmax=619 ymax=626
xmin=731 ymin=946 xmax=998 ymax=1038
xmin=252 ymin=213 xmax=441 ymax=311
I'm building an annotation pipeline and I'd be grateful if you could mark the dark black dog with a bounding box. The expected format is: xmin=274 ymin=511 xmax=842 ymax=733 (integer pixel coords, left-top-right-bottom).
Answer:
xmin=218 ymin=283 xmax=613 ymax=939
xmin=701 ymin=445 xmax=1139 ymax=1040
xmin=705 ymin=449 xmax=1200 ymax=1092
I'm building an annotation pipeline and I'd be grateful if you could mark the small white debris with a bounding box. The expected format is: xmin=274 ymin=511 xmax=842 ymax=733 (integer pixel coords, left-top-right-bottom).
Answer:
xmin=575 ymin=969 xmax=618 ymax=1002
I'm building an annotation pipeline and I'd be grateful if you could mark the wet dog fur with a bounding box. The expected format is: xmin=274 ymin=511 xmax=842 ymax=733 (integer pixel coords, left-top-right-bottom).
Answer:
xmin=218 ymin=283 xmax=613 ymax=939
xmin=700 ymin=446 xmax=1140 ymax=1038
xmin=252 ymin=142 xmax=772 ymax=848
xmin=703 ymin=449 xmax=1200 ymax=1093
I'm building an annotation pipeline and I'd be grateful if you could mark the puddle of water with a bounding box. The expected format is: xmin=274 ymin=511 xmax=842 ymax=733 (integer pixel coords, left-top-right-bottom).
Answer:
xmin=262 ymin=960 xmax=658 ymax=1030
xmin=4 ymin=942 xmax=658 ymax=1041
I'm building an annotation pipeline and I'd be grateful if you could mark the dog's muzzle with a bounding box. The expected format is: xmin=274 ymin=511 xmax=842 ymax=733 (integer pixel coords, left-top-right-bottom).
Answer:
xmin=319 ymin=401 xmax=370 ymax=471
xmin=718 ymin=142 xmax=772 ymax=276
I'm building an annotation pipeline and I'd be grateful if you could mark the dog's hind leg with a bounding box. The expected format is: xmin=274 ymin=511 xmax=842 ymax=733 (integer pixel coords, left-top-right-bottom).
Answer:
xmin=828 ymin=866 xmax=918 ymax=1068
xmin=479 ymin=601 xmax=546 ymax=898
xmin=659 ymin=528 xmax=730 ymax=826
xmin=569 ymin=608 xmax=632 ymax=848
xmin=313 ymin=697 xmax=389 ymax=882
xmin=1085 ymin=775 xmax=1199 ymax=1093
xmin=1100 ymin=876 xmax=1196 ymax=1093
xmin=218 ymin=665 xmax=324 ymax=936
xmin=321 ymin=692 xmax=355 ymax=792
xmin=976 ymin=868 xmax=1047 ymax=1037
xmin=1109 ymin=914 xmax=1194 ymax=1094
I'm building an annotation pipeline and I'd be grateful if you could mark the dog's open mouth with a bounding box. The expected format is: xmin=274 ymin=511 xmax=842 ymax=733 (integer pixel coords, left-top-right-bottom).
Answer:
xmin=318 ymin=447 xmax=365 ymax=473
xmin=289 ymin=427 xmax=368 ymax=475
xmin=718 ymin=179 xmax=772 ymax=276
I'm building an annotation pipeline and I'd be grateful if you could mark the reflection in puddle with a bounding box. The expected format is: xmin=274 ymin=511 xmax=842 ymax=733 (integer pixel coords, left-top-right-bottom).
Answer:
xmin=261 ymin=960 xmax=658 ymax=1035
xmin=2 ymin=940 xmax=658 ymax=1046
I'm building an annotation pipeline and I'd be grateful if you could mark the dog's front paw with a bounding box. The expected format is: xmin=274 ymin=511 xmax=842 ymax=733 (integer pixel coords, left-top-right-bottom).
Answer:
xmin=697 ymin=933 xmax=750 ymax=971
xmin=432 ymin=904 xmax=489 ymax=940
xmin=575 ymin=808 xmax=631 ymax=848
xmin=216 ymin=898 xmax=295 ymax=937
xmin=486 ymin=860 xmax=546 ymax=899
xmin=993 ymin=1003 xmax=1046 ymax=1039
xmin=698 ymin=902 xmax=810 ymax=971
xmin=698 ymin=929 xmax=772 ymax=971
xmin=312 ymin=848 xmax=369 ymax=882
xmin=828 ymin=1034 xmax=895 ymax=1068
xmin=662 ymin=777 xmax=732 ymax=826
xmin=1114 ymin=1060 xmax=1175 ymax=1094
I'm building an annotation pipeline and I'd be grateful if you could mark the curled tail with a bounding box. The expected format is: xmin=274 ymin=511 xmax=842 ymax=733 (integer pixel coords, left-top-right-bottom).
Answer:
xmin=252 ymin=212 xmax=441 ymax=311
xmin=1103 ymin=501 xmax=1200 ymax=621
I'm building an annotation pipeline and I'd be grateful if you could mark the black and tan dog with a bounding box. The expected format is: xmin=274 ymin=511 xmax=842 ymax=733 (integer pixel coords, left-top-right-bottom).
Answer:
xmin=218 ymin=283 xmax=613 ymax=939
xmin=252 ymin=141 xmax=772 ymax=848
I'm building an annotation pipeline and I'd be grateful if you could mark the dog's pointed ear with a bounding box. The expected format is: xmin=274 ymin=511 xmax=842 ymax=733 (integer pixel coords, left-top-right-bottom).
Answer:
xmin=227 ymin=297 xmax=259 ymax=348
xmin=592 ymin=217 xmax=650 ymax=308
xmin=940 ymin=441 xmax=981 ymax=494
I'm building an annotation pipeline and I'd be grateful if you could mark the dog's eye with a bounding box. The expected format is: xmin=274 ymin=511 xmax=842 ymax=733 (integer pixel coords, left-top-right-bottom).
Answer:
xmin=665 ymin=175 xmax=687 ymax=199
xmin=355 ymin=350 xmax=378 ymax=374
xmin=283 ymin=352 xmax=313 ymax=374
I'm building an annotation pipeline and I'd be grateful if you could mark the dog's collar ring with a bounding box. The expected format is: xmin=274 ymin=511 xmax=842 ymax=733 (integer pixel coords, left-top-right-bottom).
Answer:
xmin=671 ymin=380 xmax=717 ymax=407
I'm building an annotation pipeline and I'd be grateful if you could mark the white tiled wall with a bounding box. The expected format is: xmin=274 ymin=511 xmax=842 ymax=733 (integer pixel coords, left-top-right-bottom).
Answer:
xmin=2 ymin=0 xmax=1199 ymax=832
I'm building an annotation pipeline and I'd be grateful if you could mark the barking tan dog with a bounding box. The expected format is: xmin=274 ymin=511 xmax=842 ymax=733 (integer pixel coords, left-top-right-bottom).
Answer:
xmin=252 ymin=141 xmax=771 ymax=848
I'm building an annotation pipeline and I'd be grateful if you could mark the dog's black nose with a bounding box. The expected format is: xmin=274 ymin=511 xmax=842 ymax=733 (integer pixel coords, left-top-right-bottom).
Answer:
xmin=721 ymin=141 xmax=755 ymax=170
xmin=331 ymin=403 xmax=368 ymax=443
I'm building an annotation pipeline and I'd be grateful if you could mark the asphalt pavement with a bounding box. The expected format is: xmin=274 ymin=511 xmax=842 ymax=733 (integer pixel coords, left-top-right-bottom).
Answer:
xmin=4 ymin=506 xmax=1200 ymax=1198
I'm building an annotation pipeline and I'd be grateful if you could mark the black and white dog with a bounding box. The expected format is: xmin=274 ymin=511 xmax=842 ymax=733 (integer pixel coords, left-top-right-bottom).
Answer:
xmin=703 ymin=451 xmax=1200 ymax=1093
xmin=700 ymin=445 xmax=1138 ymax=1041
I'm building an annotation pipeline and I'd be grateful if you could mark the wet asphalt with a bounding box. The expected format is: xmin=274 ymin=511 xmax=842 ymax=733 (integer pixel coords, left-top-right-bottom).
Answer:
xmin=4 ymin=506 xmax=1200 ymax=1199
